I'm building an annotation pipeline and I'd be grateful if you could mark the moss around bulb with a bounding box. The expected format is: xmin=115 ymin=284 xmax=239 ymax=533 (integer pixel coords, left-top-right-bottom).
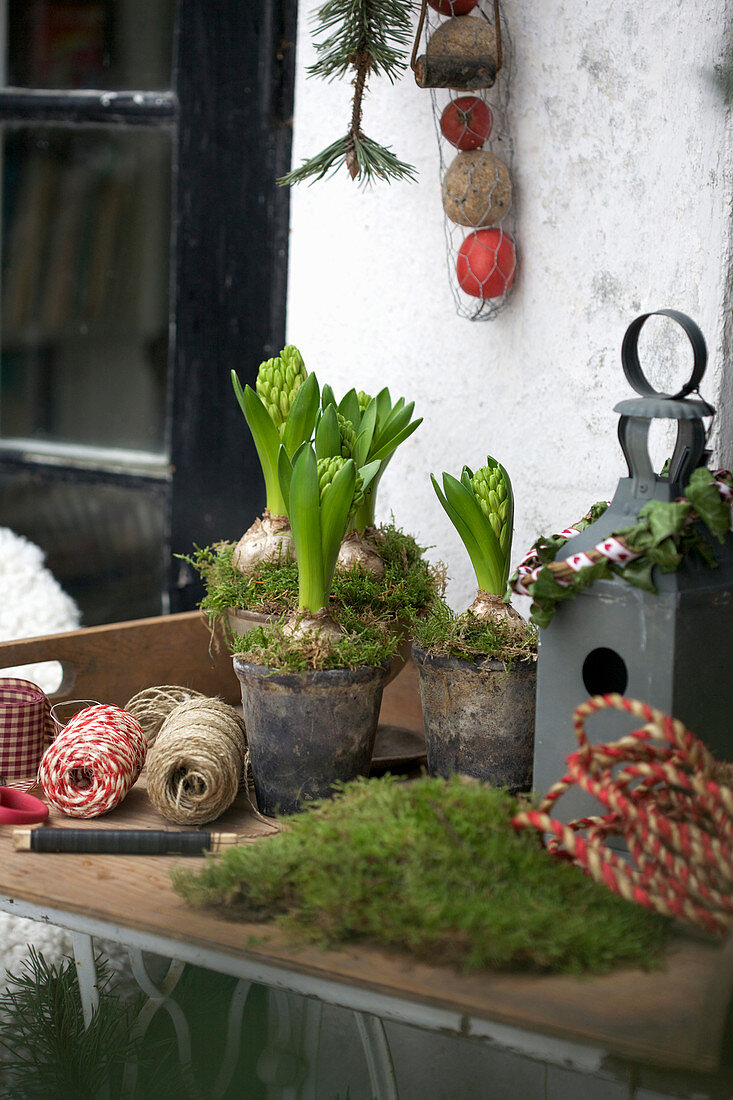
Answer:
xmin=256 ymin=346 xmax=307 ymax=434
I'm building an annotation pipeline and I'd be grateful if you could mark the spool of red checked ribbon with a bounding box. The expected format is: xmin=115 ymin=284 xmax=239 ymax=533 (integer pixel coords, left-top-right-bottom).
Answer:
xmin=38 ymin=704 xmax=147 ymax=818
xmin=0 ymin=678 xmax=54 ymax=789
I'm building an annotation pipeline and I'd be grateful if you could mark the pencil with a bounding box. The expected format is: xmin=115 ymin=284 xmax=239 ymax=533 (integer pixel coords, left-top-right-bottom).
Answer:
xmin=12 ymin=828 xmax=241 ymax=855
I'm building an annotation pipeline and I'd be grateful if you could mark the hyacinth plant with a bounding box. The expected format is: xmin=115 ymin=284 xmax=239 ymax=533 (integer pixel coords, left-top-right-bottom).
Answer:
xmin=231 ymin=346 xmax=320 ymax=573
xmin=276 ymin=441 xmax=380 ymax=638
xmin=431 ymin=455 xmax=524 ymax=628
xmin=319 ymin=384 xmax=422 ymax=574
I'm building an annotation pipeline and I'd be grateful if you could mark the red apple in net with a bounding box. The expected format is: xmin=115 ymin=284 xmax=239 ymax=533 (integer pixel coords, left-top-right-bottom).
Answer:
xmin=428 ymin=0 xmax=478 ymax=13
xmin=440 ymin=96 xmax=494 ymax=150
xmin=456 ymin=229 xmax=517 ymax=298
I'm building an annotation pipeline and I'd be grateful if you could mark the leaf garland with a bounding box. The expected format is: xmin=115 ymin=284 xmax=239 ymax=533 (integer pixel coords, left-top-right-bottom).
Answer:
xmin=510 ymin=469 xmax=733 ymax=629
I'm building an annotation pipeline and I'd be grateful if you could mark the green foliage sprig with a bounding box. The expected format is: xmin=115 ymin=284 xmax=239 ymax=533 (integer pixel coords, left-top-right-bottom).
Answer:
xmin=512 ymin=468 xmax=733 ymax=629
xmin=279 ymin=0 xmax=416 ymax=186
xmin=432 ymin=456 xmax=514 ymax=596
xmin=172 ymin=775 xmax=669 ymax=975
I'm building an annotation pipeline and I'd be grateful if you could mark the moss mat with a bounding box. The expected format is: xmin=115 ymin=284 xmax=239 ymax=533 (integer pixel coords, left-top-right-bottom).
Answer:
xmin=173 ymin=775 xmax=670 ymax=975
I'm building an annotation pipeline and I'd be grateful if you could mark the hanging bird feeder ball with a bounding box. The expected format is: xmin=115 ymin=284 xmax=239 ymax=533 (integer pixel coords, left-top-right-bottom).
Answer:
xmin=442 ymin=149 xmax=512 ymax=226
xmin=440 ymin=96 xmax=494 ymax=150
xmin=428 ymin=0 xmax=478 ymax=13
xmin=456 ymin=228 xmax=516 ymax=298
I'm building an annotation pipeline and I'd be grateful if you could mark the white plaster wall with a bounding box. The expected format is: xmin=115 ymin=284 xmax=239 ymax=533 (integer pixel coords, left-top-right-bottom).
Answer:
xmin=286 ymin=0 xmax=733 ymax=611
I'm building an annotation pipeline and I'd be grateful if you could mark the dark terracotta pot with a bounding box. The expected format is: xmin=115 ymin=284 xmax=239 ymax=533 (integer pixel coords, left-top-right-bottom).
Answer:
xmin=412 ymin=644 xmax=536 ymax=792
xmin=233 ymin=658 xmax=388 ymax=816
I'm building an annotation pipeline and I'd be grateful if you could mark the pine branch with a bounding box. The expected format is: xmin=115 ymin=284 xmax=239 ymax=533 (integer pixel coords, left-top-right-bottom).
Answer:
xmin=0 ymin=948 xmax=140 ymax=1099
xmin=309 ymin=0 xmax=413 ymax=82
xmin=280 ymin=0 xmax=416 ymax=187
xmin=280 ymin=132 xmax=417 ymax=187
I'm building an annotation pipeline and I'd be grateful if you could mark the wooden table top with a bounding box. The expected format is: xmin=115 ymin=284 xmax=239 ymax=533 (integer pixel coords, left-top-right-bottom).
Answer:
xmin=1 ymin=774 xmax=731 ymax=1075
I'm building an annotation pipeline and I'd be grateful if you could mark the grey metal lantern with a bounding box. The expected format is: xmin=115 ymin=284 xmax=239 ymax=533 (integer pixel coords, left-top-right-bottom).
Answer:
xmin=533 ymin=310 xmax=733 ymax=823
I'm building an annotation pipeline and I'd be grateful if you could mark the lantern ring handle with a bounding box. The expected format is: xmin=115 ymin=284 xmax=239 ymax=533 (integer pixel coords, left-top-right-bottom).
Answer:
xmin=621 ymin=309 xmax=707 ymax=400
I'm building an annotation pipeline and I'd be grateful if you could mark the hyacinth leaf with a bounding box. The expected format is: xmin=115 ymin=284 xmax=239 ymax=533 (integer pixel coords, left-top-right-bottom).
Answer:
xmin=444 ymin=472 xmax=503 ymax=584
xmin=338 ymin=388 xmax=361 ymax=428
xmin=354 ymin=399 xmax=378 ymax=467
xmin=278 ymin=440 xmax=312 ymax=524
xmin=372 ymin=400 xmax=413 ymax=453
xmin=240 ymin=383 xmax=286 ymax=514
xmin=281 ymin=372 xmax=320 ymax=459
xmin=375 ymin=387 xmax=392 ymax=426
xmin=277 ymin=446 xmax=294 ymax=514
xmin=320 ymin=458 xmax=357 ymax=592
xmin=434 ymin=472 xmax=504 ymax=595
xmin=431 ymin=473 xmax=487 ymax=579
xmin=231 ymin=369 xmax=247 ymax=418
xmin=315 ymin=404 xmax=342 ymax=460
xmin=289 ymin=445 xmax=326 ymax=612
xmin=321 ymin=383 xmax=337 ymax=410
xmin=383 ymin=394 xmax=406 ymax=421
xmin=358 ymin=459 xmax=382 ymax=496
xmin=369 ymin=416 xmax=421 ymax=464
xmin=497 ymin=462 xmax=514 ymax=561
xmin=355 ymin=466 xmax=386 ymax=530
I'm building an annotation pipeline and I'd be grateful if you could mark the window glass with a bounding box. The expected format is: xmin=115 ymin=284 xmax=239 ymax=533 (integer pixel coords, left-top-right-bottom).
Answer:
xmin=0 ymin=125 xmax=171 ymax=454
xmin=7 ymin=0 xmax=175 ymax=91
xmin=0 ymin=473 xmax=166 ymax=624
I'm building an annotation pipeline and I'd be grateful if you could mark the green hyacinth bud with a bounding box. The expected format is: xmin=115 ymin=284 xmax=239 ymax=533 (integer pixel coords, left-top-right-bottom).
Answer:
xmin=255 ymin=347 xmax=307 ymax=432
xmin=280 ymin=344 xmax=305 ymax=379
xmin=357 ymin=390 xmax=372 ymax=413
xmin=317 ymin=456 xmax=346 ymax=505
xmin=471 ymin=461 xmax=511 ymax=550
xmin=255 ymin=358 xmax=277 ymax=404
xmin=337 ymin=413 xmax=356 ymax=458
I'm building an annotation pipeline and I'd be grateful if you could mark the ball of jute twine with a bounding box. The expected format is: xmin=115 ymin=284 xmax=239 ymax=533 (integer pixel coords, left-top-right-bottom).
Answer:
xmin=125 ymin=685 xmax=206 ymax=746
xmin=144 ymin=697 xmax=248 ymax=826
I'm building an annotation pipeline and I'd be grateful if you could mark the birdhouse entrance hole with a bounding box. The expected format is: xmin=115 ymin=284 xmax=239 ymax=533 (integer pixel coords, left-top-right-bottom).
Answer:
xmin=581 ymin=647 xmax=628 ymax=696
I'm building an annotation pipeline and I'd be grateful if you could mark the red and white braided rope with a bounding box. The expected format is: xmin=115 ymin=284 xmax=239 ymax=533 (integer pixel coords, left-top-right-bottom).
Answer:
xmin=512 ymin=695 xmax=733 ymax=936
xmin=512 ymin=472 xmax=733 ymax=597
xmin=38 ymin=704 xmax=147 ymax=818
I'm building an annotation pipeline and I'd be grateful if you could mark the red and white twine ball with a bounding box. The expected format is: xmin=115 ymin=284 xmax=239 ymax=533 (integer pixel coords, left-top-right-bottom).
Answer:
xmin=38 ymin=705 xmax=147 ymax=818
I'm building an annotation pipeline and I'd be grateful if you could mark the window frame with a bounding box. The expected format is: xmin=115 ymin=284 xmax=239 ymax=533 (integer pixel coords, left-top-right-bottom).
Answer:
xmin=0 ymin=0 xmax=298 ymax=619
